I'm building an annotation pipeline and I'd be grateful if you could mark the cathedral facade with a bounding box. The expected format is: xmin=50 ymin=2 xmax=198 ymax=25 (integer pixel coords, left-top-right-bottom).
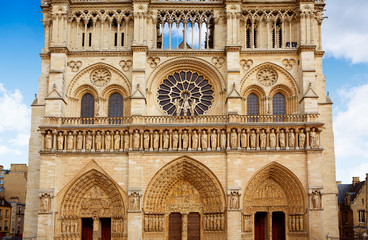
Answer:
xmin=24 ymin=0 xmax=339 ymax=239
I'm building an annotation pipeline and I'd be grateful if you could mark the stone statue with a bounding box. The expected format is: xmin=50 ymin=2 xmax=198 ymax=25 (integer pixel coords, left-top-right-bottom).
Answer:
xmin=57 ymin=132 xmax=64 ymax=151
xmin=211 ymin=130 xmax=217 ymax=149
xmin=270 ymin=129 xmax=276 ymax=149
xmin=299 ymin=129 xmax=306 ymax=148
xmin=182 ymin=96 xmax=190 ymax=116
xmin=153 ymin=131 xmax=160 ymax=150
xmin=45 ymin=131 xmax=52 ymax=150
xmin=192 ymin=130 xmax=198 ymax=150
xmin=279 ymin=130 xmax=286 ymax=149
xmin=260 ymin=130 xmax=266 ymax=149
xmin=230 ymin=191 xmax=239 ymax=209
xmin=114 ymin=132 xmax=120 ymax=150
xmin=201 ymin=130 xmax=208 ymax=149
xmin=163 ymin=131 xmax=169 ymax=150
xmin=172 ymin=131 xmax=179 ymax=149
xmin=240 ymin=130 xmax=247 ymax=148
xmin=133 ymin=130 xmax=140 ymax=149
xmin=310 ymin=130 xmax=316 ymax=149
xmin=67 ymin=132 xmax=74 ymax=151
xmin=250 ymin=130 xmax=256 ymax=149
xmin=77 ymin=132 xmax=83 ymax=150
xmin=143 ymin=131 xmax=150 ymax=150
xmin=312 ymin=190 xmax=321 ymax=209
xmin=230 ymin=129 xmax=237 ymax=148
xmin=182 ymin=130 xmax=189 ymax=149
xmin=289 ymin=129 xmax=295 ymax=149
xmin=95 ymin=132 xmax=102 ymax=151
xmin=105 ymin=132 xmax=111 ymax=150
xmin=174 ymin=98 xmax=181 ymax=116
xmin=123 ymin=132 xmax=130 ymax=150
xmin=190 ymin=99 xmax=197 ymax=116
xmin=131 ymin=192 xmax=140 ymax=210
xmin=220 ymin=130 xmax=226 ymax=149
xmin=86 ymin=132 xmax=92 ymax=150
xmin=40 ymin=194 xmax=50 ymax=212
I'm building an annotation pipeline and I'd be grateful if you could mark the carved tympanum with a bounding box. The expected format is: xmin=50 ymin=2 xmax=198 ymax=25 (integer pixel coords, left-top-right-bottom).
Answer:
xmin=257 ymin=68 xmax=278 ymax=86
xmin=90 ymin=68 xmax=111 ymax=87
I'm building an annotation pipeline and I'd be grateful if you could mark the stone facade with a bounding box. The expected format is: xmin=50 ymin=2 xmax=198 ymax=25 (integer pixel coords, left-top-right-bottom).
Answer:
xmin=24 ymin=0 xmax=339 ymax=239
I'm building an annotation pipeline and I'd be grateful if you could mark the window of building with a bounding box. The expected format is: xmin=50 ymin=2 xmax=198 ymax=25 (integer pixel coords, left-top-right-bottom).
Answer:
xmin=0 ymin=209 xmax=2 ymax=216
xmin=247 ymin=94 xmax=259 ymax=115
xmin=273 ymin=93 xmax=286 ymax=115
xmin=81 ymin=93 xmax=95 ymax=118
xmin=17 ymin=226 xmax=20 ymax=233
xmin=4 ymin=220 xmax=8 ymax=230
xmin=5 ymin=210 xmax=8 ymax=217
xmin=359 ymin=210 xmax=365 ymax=223
xmin=18 ymin=216 xmax=21 ymax=224
xmin=108 ymin=93 xmax=124 ymax=117
xmin=0 ymin=220 xmax=2 ymax=230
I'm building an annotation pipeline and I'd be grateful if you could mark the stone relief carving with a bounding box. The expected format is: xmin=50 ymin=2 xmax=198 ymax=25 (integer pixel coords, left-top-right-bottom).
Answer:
xmin=282 ymin=59 xmax=296 ymax=70
xmin=129 ymin=192 xmax=141 ymax=211
xmin=68 ymin=61 xmax=82 ymax=72
xmin=253 ymin=179 xmax=287 ymax=206
xmin=40 ymin=193 xmax=51 ymax=213
xmin=240 ymin=59 xmax=253 ymax=71
xmin=80 ymin=186 xmax=112 ymax=216
xmin=257 ymin=68 xmax=278 ymax=86
xmin=243 ymin=215 xmax=252 ymax=232
xmin=147 ymin=57 xmax=160 ymax=68
xmin=289 ymin=215 xmax=304 ymax=232
xmin=90 ymin=68 xmax=111 ymax=87
xmin=311 ymin=190 xmax=322 ymax=209
xmin=119 ymin=60 xmax=133 ymax=72
xmin=229 ymin=191 xmax=240 ymax=210
xmin=211 ymin=57 xmax=225 ymax=68
xmin=204 ymin=213 xmax=225 ymax=231
xmin=144 ymin=214 xmax=164 ymax=232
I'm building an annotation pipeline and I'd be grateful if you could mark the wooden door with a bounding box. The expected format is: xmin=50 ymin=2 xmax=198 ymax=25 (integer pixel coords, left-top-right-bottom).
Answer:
xmin=272 ymin=212 xmax=285 ymax=240
xmin=188 ymin=212 xmax=200 ymax=240
xmin=169 ymin=213 xmax=182 ymax=240
xmin=82 ymin=218 xmax=93 ymax=240
xmin=100 ymin=218 xmax=111 ymax=240
xmin=255 ymin=212 xmax=267 ymax=240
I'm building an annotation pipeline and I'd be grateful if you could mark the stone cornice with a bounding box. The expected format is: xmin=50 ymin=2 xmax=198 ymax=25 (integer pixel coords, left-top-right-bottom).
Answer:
xmin=148 ymin=49 xmax=225 ymax=57
xmin=131 ymin=46 xmax=149 ymax=52
xmin=240 ymin=49 xmax=299 ymax=56
xmin=49 ymin=47 xmax=69 ymax=54
xmin=225 ymin=46 xmax=242 ymax=52
xmin=297 ymin=45 xmax=317 ymax=54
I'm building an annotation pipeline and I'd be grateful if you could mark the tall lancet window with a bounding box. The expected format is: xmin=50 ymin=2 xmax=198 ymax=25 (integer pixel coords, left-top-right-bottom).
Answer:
xmin=108 ymin=93 xmax=124 ymax=117
xmin=81 ymin=93 xmax=95 ymax=118
xmin=247 ymin=94 xmax=259 ymax=115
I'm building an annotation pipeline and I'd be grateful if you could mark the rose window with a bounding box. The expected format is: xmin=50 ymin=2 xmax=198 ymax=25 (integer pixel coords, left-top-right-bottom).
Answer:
xmin=90 ymin=68 xmax=111 ymax=87
xmin=257 ymin=69 xmax=278 ymax=86
xmin=158 ymin=70 xmax=214 ymax=116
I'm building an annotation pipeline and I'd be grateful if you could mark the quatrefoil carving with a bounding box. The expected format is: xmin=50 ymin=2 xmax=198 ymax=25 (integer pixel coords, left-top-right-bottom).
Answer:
xmin=240 ymin=59 xmax=253 ymax=71
xmin=68 ymin=61 xmax=82 ymax=72
xmin=211 ymin=57 xmax=225 ymax=68
xmin=119 ymin=60 xmax=133 ymax=72
xmin=282 ymin=59 xmax=296 ymax=70
xmin=147 ymin=57 xmax=160 ymax=68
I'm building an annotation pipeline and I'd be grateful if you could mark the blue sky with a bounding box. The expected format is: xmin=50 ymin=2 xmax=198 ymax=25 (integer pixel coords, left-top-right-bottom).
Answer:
xmin=0 ymin=0 xmax=367 ymax=184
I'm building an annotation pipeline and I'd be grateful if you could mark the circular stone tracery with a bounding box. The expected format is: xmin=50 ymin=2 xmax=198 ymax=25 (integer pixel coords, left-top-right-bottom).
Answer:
xmin=90 ymin=68 xmax=111 ymax=87
xmin=158 ymin=70 xmax=214 ymax=116
xmin=257 ymin=68 xmax=278 ymax=86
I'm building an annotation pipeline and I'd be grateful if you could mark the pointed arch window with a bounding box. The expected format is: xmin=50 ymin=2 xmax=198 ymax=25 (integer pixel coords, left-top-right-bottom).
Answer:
xmin=273 ymin=93 xmax=285 ymax=115
xmin=247 ymin=94 xmax=259 ymax=115
xmin=108 ymin=93 xmax=124 ymax=117
xmin=81 ymin=93 xmax=95 ymax=118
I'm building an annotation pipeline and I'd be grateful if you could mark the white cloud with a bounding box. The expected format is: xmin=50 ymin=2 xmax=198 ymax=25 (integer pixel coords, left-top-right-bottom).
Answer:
xmin=0 ymin=145 xmax=22 ymax=156
xmin=334 ymin=82 xmax=368 ymax=183
xmin=323 ymin=0 xmax=368 ymax=64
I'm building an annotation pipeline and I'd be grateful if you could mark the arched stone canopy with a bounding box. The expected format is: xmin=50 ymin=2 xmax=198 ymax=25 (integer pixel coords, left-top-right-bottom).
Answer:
xmin=61 ymin=169 xmax=125 ymax=218
xmin=143 ymin=156 xmax=226 ymax=213
xmin=243 ymin=162 xmax=306 ymax=215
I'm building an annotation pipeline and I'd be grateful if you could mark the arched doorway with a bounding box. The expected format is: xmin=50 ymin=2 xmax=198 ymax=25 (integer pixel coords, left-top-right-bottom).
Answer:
xmin=243 ymin=162 xmax=306 ymax=240
xmin=143 ymin=157 xmax=226 ymax=239
xmin=59 ymin=170 xmax=126 ymax=240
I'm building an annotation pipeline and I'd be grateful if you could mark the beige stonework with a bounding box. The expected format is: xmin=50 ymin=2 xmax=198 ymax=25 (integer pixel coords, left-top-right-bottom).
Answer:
xmin=24 ymin=0 xmax=339 ymax=239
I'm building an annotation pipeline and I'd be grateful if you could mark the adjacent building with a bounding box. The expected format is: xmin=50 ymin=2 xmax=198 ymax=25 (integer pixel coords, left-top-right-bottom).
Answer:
xmin=0 ymin=197 xmax=12 ymax=237
xmin=2 ymin=164 xmax=28 ymax=204
xmin=24 ymin=0 xmax=339 ymax=239
xmin=338 ymin=175 xmax=368 ymax=239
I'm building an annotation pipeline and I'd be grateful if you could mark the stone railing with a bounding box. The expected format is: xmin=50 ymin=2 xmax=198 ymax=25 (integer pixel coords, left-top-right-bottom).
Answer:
xmin=43 ymin=114 xmax=319 ymax=126
xmin=151 ymin=0 xmax=222 ymax=3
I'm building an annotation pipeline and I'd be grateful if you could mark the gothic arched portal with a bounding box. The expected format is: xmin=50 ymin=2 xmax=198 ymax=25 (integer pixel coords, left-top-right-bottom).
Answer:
xmin=242 ymin=162 xmax=307 ymax=240
xmin=143 ymin=157 xmax=226 ymax=239
xmin=59 ymin=169 xmax=126 ymax=240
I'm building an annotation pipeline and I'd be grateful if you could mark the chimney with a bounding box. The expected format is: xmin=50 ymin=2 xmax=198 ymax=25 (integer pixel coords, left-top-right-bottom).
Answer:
xmin=353 ymin=177 xmax=360 ymax=186
xmin=336 ymin=181 xmax=342 ymax=184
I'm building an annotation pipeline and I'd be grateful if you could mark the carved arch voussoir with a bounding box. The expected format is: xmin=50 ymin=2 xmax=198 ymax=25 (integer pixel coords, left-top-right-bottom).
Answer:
xmin=269 ymin=84 xmax=294 ymax=98
xmin=67 ymin=62 xmax=131 ymax=98
xmin=143 ymin=156 xmax=226 ymax=214
xmin=242 ymin=84 xmax=266 ymax=99
xmin=146 ymin=57 xmax=226 ymax=93
xmin=243 ymin=162 xmax=306 ymax=215
xmin=73 ymin=84 xmax=98 ymax=99
xmin=240 ymin=62 xmax=299 ymax=96
xmin=101 ymin=84 xmax=130 ymax=100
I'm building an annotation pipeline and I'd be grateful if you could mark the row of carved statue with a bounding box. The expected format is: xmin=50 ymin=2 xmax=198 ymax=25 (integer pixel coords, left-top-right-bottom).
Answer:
xmin=204 ymin=213 xmax=225 ymax=231
xmin=41 ymin=127 xmax=321 ymax=153
xmin=144 ymin=214 xmax=165 ymax=232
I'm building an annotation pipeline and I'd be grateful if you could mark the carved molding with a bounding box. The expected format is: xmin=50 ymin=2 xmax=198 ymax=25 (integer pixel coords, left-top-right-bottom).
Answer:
xmin=119 ymin=60 xmax=133 ymax=72
xmin=240 ymin=59 xmax=253 ymax=71
xmin=282 ymin=59 xmax=296 ymax=70
xmin=147 ymin=57 xmax=160 ymax=68
xmin=68 ymin=61 xmax=82 ymax=72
